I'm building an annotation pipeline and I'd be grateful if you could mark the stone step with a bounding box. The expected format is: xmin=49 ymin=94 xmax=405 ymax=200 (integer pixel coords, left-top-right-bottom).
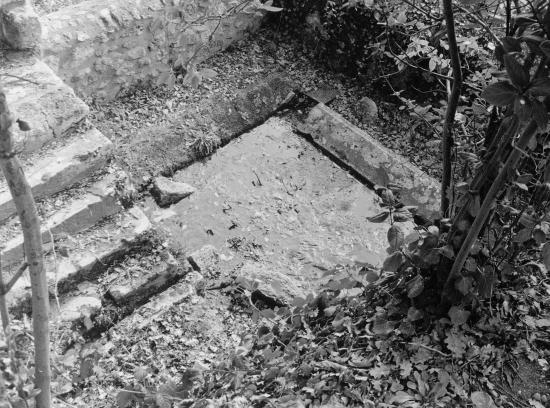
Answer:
xmin=0 ymin=52 xmax=89 ymax=155
xmin=6 ymin=206 xmax=152 ymax=315
xmin=49 ymin=233 xmax=194 ymax=335
xmin=300 ymin=104 xmax=441 ymax=219
xmin=105 ymin=251 xmax=188 ymax=309
xmin=0 ymin=171 xmax=125 ymax=269
xmin=63 ymin=268 xmax=200 ymax=337
xmin=0 ymin=127 xmax=112 ymax=223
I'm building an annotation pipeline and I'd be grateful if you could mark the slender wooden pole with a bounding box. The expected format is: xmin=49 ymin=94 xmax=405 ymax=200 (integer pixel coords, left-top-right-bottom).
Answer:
xmin=0 ymin=86 xmax=51 ymax=408
xmin=0 ymin=257 xmax=10 ymax=331
xmin=440 ymin=0 xmax=463 ymax=217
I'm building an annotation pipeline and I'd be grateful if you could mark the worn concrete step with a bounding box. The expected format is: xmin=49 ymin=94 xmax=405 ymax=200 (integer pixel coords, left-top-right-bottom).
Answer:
xmin=105 ymin=252 xmax=187 ymax=309
xmin=50 ymin=239 xmax=194 ymax=335
xmin=0 ymin=127 xmax=112 ymax=223
xmin=0 ymin=171 xmax=125 ymax=268
xmin=6 ymin=206 xmax=152 ymax=315
xmin=0 ymin=51 xmax=89 ymax=155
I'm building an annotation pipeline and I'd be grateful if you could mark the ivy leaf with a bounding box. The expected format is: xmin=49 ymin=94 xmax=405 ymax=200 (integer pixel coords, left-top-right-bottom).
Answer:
xmin=445 ymin=331 xmax=468 ymax=357
xmin=256 ymin=0 xmax=283 ymax=12
xmin=393 ymin=209 xmax=413 ymax=222
xmin=367 ymin=211 xmax=390 ymax=223
xmin=383 ymin=251 xmax=404 ymax=272
xmin=539 ymin=39 xmax=550 ymax=58
xmin=406 ymin=275 xmax=424 ymax=298
xmin=513 ymin=228 xmax=532 ymax=243
xmin=448 ymin=306 xmax=470 ymax=326
xmin=387 ymin=225 xmax=405 ymax=251
xmin=542 ymin=242 xmax=550 ymax=270
xmin=438 ymin=244 xmax=455 ymax=259
xmin=504 ymin=54 xmax=530 ymax=88
xmin=533 ymin=229 xmax=546 ymax=244
xmin=531 ymin=98 xmax=548 ymax=129
xmin=407 ymin=306 xmax=424 ymax=322
xmin=372 ymin=317 xmax=396 ymax=336
xmin=514 ymin=95 xmax=532 ymax=122
xmin=454 ymin=276 xmax=474 ymax=295
xmin=478 ymin=265 xmax=496 ymax=299
xmin=501 ymin=36 xmax=522 ymax=53
xmin=528 ymin=77 xmax=550 ymax=96
xmin=389 ymin=391 xmax=414 ymax=404
xmin=481 ymin=82 xmax=517 ymax=106
xmin=471 ymin=391 xmax=498 ymax=408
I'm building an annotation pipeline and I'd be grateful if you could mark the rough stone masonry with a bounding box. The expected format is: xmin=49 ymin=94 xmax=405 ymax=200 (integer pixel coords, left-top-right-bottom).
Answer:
xmin=0 ymin=0 xmax=41 ymax=50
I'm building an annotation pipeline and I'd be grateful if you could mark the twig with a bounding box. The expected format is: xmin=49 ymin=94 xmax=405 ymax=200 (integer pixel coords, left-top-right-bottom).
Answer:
xmin=0 ymin=256 xmax=10 ymax=331
xmin=3 ymin=262 xmax=29 ymax=294
xmin=0 ymin=73 xmax=40 ymax=86
xmin=407 ymin=341 xmax=450 ymax=357
xmin=400 ymin=0 xmax=441 ymax=21
xmin=454 ymin=4 xmax=502 ymax=46
xmin=48 ymin=229 xmax=61 ymax=313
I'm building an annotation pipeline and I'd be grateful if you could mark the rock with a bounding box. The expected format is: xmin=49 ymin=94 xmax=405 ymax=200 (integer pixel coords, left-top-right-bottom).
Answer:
xmin=235 ymin=261 xmax=307 ymax=305
xmin=57 ymin=295 xmax=101 ymax=323
xmin=187 ymin=245 xmax=219 ymax=277
xmin=1 ymin=55 xmax=89 ymax=154
xmin=305 ymin=87 xmax=339 ymax=105
xmin=152 ymin=176 xmax=195 ymax=207
xmin=0 ymin=2 xmax=41 ymax=50
xmin=356 ymin=96 xmax=378 ymax=122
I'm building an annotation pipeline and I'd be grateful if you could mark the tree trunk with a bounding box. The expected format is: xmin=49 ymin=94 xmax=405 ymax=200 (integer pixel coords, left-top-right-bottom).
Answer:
xmin=442 ymin=119 xmax=539 ymax=303
xmin=0 ymin=86 xmax=51 ymax=408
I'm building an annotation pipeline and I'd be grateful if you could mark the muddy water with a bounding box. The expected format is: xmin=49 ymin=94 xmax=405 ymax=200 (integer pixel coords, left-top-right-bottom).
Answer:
xmin=149 ymin=117 xmax=412 ymax=295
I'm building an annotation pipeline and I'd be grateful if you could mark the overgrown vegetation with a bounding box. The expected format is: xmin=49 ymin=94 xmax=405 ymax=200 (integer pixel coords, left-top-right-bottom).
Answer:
xmin=2 ymin=0 xmax=550 ymax=407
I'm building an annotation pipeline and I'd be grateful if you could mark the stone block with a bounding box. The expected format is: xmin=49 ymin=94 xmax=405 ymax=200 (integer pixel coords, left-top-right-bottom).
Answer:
xmin=235 ymin=261 xmax=307 ymax=306
xmin=1 ymin=54 xmax=89 ymax=154
xmin=152 ymin=176 xmax=195 ymax=207
xmin=302 ymin=103 xmax=440 ymax=219
xmin=0 ymin=2 xmax=41 ymax=50
xmin=56 ymin=295 xmax=102 ymax=323
xmin=187 ymin=245 xmax=219 ymax=277
xmin=0 ymin=173 xmax=124 ymax=267
xmin=6 ymin=207 xmax=153 ymax=315
xmin=0 ymin=128 xmax=112 ymax=222
xmin=107 ymin=258 xmax=186 ymax=307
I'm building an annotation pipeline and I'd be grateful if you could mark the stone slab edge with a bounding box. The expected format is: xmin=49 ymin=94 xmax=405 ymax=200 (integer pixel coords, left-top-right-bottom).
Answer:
xmin=7 ymin=206 xmax=152 ymax=315
xmin=1 ymin=172 xmax=124 ymax=267
xmin=1 ymin=54 xmax=89 ymax=154
xmin=119 ymin=74 xmax=296 ymax=183
xmin=303 ymin=103 xmax=440 ymax=219
xmin=0 ymin=127 xmax=112 ymax=222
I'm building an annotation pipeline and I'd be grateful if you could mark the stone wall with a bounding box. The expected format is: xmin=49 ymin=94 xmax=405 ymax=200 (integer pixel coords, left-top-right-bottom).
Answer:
xmin=40 ymin=0 xmax=265 ymax=100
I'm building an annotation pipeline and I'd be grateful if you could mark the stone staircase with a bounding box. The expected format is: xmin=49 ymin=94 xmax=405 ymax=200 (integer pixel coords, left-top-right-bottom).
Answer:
xmin=0 ymin=51 xmax=177 ymax=332
xmin=0 ymin=0 xmax=284 ymax=346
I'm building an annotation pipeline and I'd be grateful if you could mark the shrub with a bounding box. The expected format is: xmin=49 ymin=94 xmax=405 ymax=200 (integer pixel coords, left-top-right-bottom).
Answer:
xmin=271 ymin=0 xmax=399 ymax=75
